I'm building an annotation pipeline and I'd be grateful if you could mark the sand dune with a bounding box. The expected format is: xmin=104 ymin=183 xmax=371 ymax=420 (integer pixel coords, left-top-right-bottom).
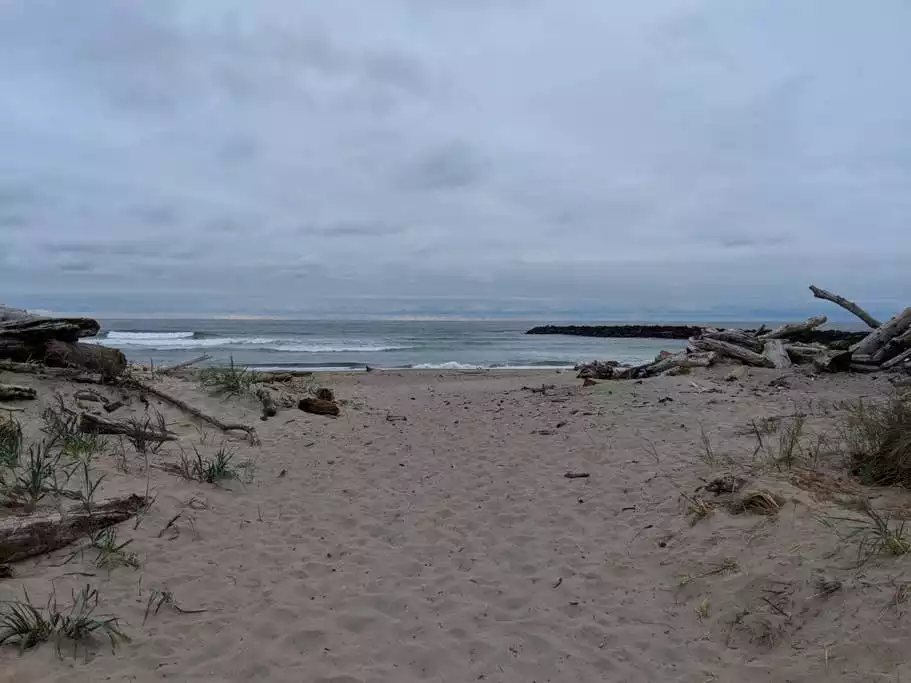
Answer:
xmin=0 ymin=366 xmax=908 ymax=682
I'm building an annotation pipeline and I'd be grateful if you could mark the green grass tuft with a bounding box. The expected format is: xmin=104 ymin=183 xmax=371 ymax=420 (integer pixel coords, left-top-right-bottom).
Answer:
xmin=198 ymin=357 xmax=262 ymax=396
xmin=0 ymin=586 xmax=127 ymax=654
xmin=0 ymin=416 xmax=23 ymax=468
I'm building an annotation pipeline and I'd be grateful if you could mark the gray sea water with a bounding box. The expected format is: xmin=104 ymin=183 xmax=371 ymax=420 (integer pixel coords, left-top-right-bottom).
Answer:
xmin=86 ymin=319 xmax=713 ymax=371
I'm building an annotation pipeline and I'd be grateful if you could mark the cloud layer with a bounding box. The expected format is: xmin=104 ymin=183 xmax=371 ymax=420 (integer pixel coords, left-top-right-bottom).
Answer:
xmin=2 ymin=1 xmax=910 ymax=317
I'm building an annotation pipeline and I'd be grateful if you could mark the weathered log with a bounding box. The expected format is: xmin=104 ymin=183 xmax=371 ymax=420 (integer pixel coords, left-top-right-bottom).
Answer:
xmin=632 ymin=351 xmax=717 ymax=378
xmin=881 ymin=347 xmax=911 ymax=371
xmin=298 ymin=398 xmax=340 ymax=416
xmin=702 ymin=329 xmax=763 ymax=352
xmin=79 ymin=412 xmax=178 ymax=441
xmin=851 ymin=308 xmax=911 ymax=357
xmin=758 ymin=315 xmax=827 ymax=341
xmin=45 ymin=340 xmax=126 ymax=378
xmin=0 ymin=494 xmax=147 ymax=564
xmin=870 ymin=328 xmax=911 ymax=365
xmin=126 ymin=378 xmax=258 ymax=442
xmin=0 ymin=384 xmax=37 ymax=401
xmin=691 ymin=337 xmax=774 ymax=368
xmin=809 ymin=285 xmax=881 ymax=329
xmin=577 ymin=360 xmax=621 ymax=380
xmin=0 ymin=317 xmax=100 ymax=343
xmin=784 ymin=343 xmax=829 ymax=363
xmin=158 ymin=354 xmax=212 ymax=375
xmin=812 ymin=350 xmax=853 ymax=373
xmin=849 ymin=363 xmax=880 ymax=374
xmin=761 ymin=340 xmax=792 ymax=369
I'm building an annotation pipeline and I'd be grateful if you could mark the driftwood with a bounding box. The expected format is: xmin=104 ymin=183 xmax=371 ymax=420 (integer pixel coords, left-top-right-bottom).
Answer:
xmin=298 ymin=398 xmax=340 ymax=416
xmin=785 ymin=343 xmax=829 ymax=363
xmin=758 ymin=315 xmax=827 ymax=340
xmin=0 ymin=317 xmax=100 ymax=342
xmin=158 ymin=354 xmax=212 ymax=375
xmin=851 ymin=308 xmax=911 ymax=358
xmin=809 ymin=285 xmax=881 ymax=329
xmin=691 ymin=338 xmax=774 ymax=368
xmin=45 ymin=340 xmax=126 ymax=378
xmin=871 ymin=327 xmax=911 ymax=365
xmin=702 ymin=329 xmax=763 ymax=352
xmin=813 ymin=350 xmax=853 ymax=373
xmin=79 ymin=412 xmax=178 ymax=441
xmin=761 ymin=340 xmax=792 ymax=369
xmin=73 ymin=390 xmax=124 ymax=413
xmin=127 ymin=379 xmax=258 ymax=442
xmin=0 ymin=494 xmax=147 ymax=564
xmin=0 ymin=360 xmax=107 ymax=385
xmin=0 ymin=384 xmax=37 ymax=401
xmin=255 ymin=388 xmax=277 ymax=419
xmin=881 ymin=347 xmax=911 ymax=371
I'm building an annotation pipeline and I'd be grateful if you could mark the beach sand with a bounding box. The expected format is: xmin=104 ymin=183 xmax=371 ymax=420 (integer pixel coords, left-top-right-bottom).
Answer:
xmin=1 ymin=365 xmax=909 ymax=681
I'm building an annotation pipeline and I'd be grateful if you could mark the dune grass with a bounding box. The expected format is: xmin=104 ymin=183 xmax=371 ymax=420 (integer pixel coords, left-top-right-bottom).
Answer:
xmin=842 ymin=392 xmax=911 ymax=487
xmin=0 ymin=586 xmax=127 ymax=654
xmin=0 ymin=416 xmax=23 ymax=468
xmin=198 ymin=357 xmax=263 ymax=396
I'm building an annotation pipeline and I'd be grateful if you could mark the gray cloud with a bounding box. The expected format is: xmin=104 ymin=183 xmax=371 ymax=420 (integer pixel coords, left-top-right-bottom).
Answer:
xmin=1 ymin=1 xmax=910 ymax=317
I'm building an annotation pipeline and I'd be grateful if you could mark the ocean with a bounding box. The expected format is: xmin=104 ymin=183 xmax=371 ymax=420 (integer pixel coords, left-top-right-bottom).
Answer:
xmin=85 ymin=319 xmax=697 ymax=371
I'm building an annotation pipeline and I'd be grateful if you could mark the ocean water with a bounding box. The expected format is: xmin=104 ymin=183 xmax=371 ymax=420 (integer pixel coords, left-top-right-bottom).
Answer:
xmin=87 ymin=319 xmax=694 ymax=371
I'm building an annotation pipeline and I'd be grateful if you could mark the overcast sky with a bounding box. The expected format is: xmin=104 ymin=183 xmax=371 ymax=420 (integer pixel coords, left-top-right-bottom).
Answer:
xmin=1 ymin=1 xmax=910 ymax=319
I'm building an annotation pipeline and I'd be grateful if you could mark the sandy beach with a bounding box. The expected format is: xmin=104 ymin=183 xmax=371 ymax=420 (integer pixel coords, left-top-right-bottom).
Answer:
xmin=1 ymin=365 xmax=909 ymax=682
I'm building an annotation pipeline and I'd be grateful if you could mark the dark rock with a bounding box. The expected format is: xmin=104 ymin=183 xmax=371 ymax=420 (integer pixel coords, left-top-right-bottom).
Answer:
xmin=528 ymin=324 xmax=704 ymax=340
xmin=44 ymin=340 xmax=127 ymax=378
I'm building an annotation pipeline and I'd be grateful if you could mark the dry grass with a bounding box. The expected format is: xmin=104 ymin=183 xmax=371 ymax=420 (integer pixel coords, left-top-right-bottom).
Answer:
xmin=842 ymin=392 xmax=911 ymax=487
xmin=820 ymin=503 xmax=911 ymax=563
xmin=680 ymin=491 xmax=715 ymax=524
xmin=679 ymin=558 xmax=740 ymax=586
xmin=143 ymin=589 xmax=206 ymax=624
xmin=727 ymin=490 xmax=785 ymax=516
xmin=125 ymin=411 xmax=169 ymax=456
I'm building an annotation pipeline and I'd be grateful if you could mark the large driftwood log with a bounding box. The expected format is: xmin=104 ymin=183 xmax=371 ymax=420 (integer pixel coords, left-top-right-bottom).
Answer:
xmin=813 ymin=350 xmax=853 ymax=373
xmin=0 ymin=384 xmax=37 ymax=401
xmin=809 ymin=285 xmax=881 ymax=329
xmin=79 ymin=412 xmax=178 ymax=441
xmin=881 ymin=347 xmax=911 ymax=371
xmin=0 ymin=317 xmax=100 ymax=343
xmin=45 ymin=340 xmax=126 ymax=378
xmin=758 ymin=315 xmax=827 ymax=340
xmin=0 ymin=360 xmax=107 ymax=385
xmin=851 ymin=307 xmax=911 ymax=358
xmin=0 ymin=495 xmax=147 ymax=564
xmin=629 ymin=351 xmax=717 ymax=379
xmin=691 ymin=337 xmax=775 ymax=368
xmin=870 ymin=328 xmax=911 ymax=365
xmin=127 ymin=379 xmax=258 ymax=442
xmin=761 ymin=340 xmax=792 ymax=369
xmin=785 ymin=343 xmax=829 ymax=363
xmin=702 ymin=329 xmax=763 ymax=352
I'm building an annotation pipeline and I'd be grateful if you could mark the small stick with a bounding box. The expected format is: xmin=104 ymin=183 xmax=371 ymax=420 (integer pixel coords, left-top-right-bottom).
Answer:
xmin=564 ymin=472 xmax=590 ymax=479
